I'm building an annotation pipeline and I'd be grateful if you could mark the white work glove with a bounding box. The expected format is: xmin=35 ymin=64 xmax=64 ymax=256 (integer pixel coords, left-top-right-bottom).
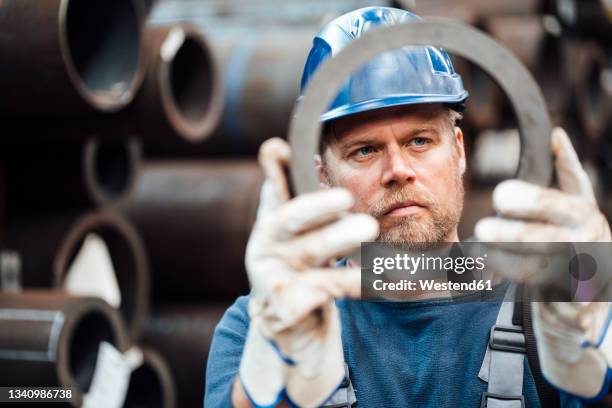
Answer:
xmin=239 ymin=138 xmax=379 ymax=407
xmin=476 ymin=127 xmax=612 ymax=400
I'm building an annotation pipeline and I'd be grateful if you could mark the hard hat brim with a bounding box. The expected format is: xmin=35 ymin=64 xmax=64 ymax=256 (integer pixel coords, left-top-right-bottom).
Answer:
xmin=320 ymin=91 xmax=469 ymax=122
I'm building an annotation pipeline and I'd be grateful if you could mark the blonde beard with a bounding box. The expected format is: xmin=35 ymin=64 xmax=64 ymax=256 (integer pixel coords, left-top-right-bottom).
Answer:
xmin=373 ymin=176 xmax=464 ymax=245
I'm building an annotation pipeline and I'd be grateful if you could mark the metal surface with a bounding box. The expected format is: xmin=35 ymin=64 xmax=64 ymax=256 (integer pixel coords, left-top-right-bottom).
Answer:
xmin=146 ymin=28 xmax=314 ymax=156
xmin=123 ymin=347 xmax=176 ymax=408
xmin=0 ymin=0 xmax=147 ymax=114
xmin=0 ymin=291 xmax=129 ymax=406
xmin=289 ymin=19 xmax=554 ymax=195
xmin=556 ymin=0 xmax=612 ymax=40
xmin=453 ymin=57 xmax=504 ymax=132
xmin=210 ymin=29 xmax=312 ymax=154
xmin=131 ymin=23 xmax=224 ymax=144
xmin=122 ymin=161 xmax=261 ymax=300
xmin=483 ymin=15 xmax=572 ymax=122
xmin=84 ymin=139 xmax=143 ymax=209
xmin=149 ymin=0 xmax=393 ymax=26
xmin=0 ymin=139 xmax=142 ymax=215
xmin=54 ymin=211 xmax=150 ymax=342
xmin=575 ymin=41 xmax=612 ymax=141
xmin=142 ymin=304 xmax=228 ymax=408
xmin=2 ymin=211 xmax=149 ymax=342
xmin=414 ymin=0 xmax=544 ymax=20
xmin=412 ymin=1 xmax=478 ymax=23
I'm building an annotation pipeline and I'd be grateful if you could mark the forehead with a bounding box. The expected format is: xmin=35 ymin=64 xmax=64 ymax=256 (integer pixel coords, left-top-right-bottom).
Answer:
xmin=331 ymin=104 xmax=448 ymax=139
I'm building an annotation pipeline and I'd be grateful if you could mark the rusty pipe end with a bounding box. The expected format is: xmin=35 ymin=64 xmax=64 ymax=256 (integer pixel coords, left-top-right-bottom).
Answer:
xmin=58 ymin=0 xmax=148 ymax=112
xmin=123 ymin=347 xmax=177 ymax=408
xmin=152 ymin=23 xmax=224 ymax=143
xmin=83 ymin=138 xmax=142 ymax=208
xmin=58 ymin=296 xmax=129 ymax=403
xmin=54 ymin=211 xmax=150 ymax=342
xmin=0 ymin=291 xmax=129 ymax=405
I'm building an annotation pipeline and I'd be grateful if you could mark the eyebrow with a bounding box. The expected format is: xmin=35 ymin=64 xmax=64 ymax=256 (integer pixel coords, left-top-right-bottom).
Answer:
xmin=337 ymin=126 xmax=441 ymax=151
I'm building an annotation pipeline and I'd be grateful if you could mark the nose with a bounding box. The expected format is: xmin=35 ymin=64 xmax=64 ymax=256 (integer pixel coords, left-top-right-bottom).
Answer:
xmin=380 ymin=144 xmax=416 ymax=187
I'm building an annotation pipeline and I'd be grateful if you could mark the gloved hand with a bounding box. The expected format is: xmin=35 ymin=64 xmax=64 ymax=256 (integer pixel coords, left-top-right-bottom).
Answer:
xmin=239 ymin=138 xmax=379 ymax=407
xmin=475 ymin=127 xmax=612 ymax=400
xmin=475 ymin=127 xmax=610 ymax=244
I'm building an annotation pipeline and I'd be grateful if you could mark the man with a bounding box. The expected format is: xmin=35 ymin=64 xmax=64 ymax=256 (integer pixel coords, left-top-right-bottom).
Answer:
xmin=205 ymin=7 xmax=612 ymax=408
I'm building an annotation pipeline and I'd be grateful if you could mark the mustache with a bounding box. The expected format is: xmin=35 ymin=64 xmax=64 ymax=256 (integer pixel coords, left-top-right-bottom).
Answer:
xmin=369 ymin=187 xmax=435 ymax=218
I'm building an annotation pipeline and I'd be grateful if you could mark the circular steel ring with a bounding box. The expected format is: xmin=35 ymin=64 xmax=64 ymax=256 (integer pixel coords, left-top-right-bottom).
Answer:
xmin=289 ymin=19 xmax=553 ymax=194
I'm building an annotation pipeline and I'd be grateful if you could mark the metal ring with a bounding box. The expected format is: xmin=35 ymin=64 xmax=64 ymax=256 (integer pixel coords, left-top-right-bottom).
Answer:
xmin=288 ymin=19 xmax=553 ymax=195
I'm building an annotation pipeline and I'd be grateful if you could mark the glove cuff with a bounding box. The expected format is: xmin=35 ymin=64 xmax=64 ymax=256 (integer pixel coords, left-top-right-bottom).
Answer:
xmin=239 ymin=324 xmax=288 ymax=407
xmin=534 ymin=302 xmax=612 ymax=401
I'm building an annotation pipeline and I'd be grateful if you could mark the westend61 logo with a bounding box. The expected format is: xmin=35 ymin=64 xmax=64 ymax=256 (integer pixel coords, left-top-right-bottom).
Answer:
xmin=360 ymin=242 xmax=612 ymax=302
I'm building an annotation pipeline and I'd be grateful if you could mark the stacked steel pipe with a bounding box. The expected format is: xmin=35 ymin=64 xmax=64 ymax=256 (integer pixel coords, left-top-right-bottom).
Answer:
xmin=131 ymin=0 xmax=612 ymax=405
xmin=0 ymin=0 xmax=146 ymax=114
xmin=0 ymin=0 xmax=227 ymax=405
xmin=1 ymin=0 xmax=611 ymax=406
xmin=142 ymin=304 xmax=228 ymax=407
xmin=0 ymin=291 xmax=129 ymax=406
xmin=123 ymin=347 xmax=177 ymax=408
xmin=121 ymin=160 xmax=262 ymax=406
xmin=121 ymin=161 xmax=262 ymax=301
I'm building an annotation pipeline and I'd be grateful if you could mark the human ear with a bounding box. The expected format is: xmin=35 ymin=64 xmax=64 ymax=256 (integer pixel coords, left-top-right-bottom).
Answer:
xmin=314 ymin=154 xmax=331 ymax=189
xmin=454 ymin=126 xmax=466 ymax=176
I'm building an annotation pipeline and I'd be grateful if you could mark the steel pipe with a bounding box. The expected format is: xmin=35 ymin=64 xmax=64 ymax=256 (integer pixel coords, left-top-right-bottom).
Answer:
xmin=575 ymin=41 xmax=612 ymax=141
xmin=1 ymin=138 xmax=142 ymax=216
xmin=414 ymin=0 xmax=544 ymax=21
xmin=142 ymin=304 xmax=228 ymax=408
xmin=146 ymin=28 xmax=313 ymax=156
xmin=54 ymin=212 xmax=150 ymax=341
xmin=483 ymin=15 xmax=572 ymax=123
xmin=123 ymin=347 xmax=176 ymax=408
xmin=2 ymin=23 xmax=222 ymax=145
xmin=556 ymin=0 xmax=612 ymax=40
xmin=210 ymin=29 xmax=312 ymax=154
xmin=148 ymin=0 xmax=392 ymax=26
xmin=0 ymin=168 xmax=5 ymax=239
xmin=121 ymin=161 xmax=262 ymax=300
xmin=0 ymin=0 xmax=147 ymax=114
xmin=125 ymin=23 xmax=224 ymax=145
xmin=0 ymin=291 xmax=129 ymax=406
xmin=453 ymin=57 xmax=504 ymax=132
xmin=3 ymin=211 xmax=150 ymax=342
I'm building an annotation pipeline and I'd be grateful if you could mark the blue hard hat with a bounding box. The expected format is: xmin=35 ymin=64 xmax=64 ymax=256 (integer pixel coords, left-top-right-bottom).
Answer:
xmin=300 ymin=7 xmax=469 ymax=122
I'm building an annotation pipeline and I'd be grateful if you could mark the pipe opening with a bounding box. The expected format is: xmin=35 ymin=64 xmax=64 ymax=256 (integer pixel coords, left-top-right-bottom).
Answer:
xmin=465 ymin=64 xmax=493 ymax=109
xmin=538 ymin=36 xmax=563 ymax=105
xmin=92 ymin=142 xmax=133 ymax=200
xmin=65 ymin=224 xmax=139 ymax=337
xmin=123 ymin=360 xmax=166 ymax=407
xmin=68 ymin=311 xmax=116 ymax=392
xmin=65 ymin=0 xmax=142 ymax=105
xmin=169 ymin=37 xmax=213 ymax=125
xmin=587 ymin=61 xmax=602 ymax=117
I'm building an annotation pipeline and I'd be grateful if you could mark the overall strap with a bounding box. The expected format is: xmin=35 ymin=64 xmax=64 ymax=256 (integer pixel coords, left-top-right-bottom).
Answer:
xmin=321 ymin=364 xmax=357 ymax=408
xmin=479 ymin=284 xmax=526 ymax=408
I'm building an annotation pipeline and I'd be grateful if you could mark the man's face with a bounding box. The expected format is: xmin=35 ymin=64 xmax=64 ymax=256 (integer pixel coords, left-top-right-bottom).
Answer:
xmin=319 ymin=104 xmax=466 ymax=244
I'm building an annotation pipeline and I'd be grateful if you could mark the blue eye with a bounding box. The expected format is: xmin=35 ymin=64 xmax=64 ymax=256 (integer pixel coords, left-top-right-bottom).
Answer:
xmin=412 ymin=138 xmax=429 ymax=147
xmin=357 ymin=146 xmax=375 ymax=156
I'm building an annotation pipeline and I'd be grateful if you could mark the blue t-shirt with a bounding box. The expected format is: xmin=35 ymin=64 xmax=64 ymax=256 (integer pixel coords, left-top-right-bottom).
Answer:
xmin=204 ymin=291 xmax=583 ymax=407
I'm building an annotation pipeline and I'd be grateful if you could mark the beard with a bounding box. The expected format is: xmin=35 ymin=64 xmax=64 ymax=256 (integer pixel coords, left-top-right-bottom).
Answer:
xmin=367 ymin=173 xmax=464 ymax=245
